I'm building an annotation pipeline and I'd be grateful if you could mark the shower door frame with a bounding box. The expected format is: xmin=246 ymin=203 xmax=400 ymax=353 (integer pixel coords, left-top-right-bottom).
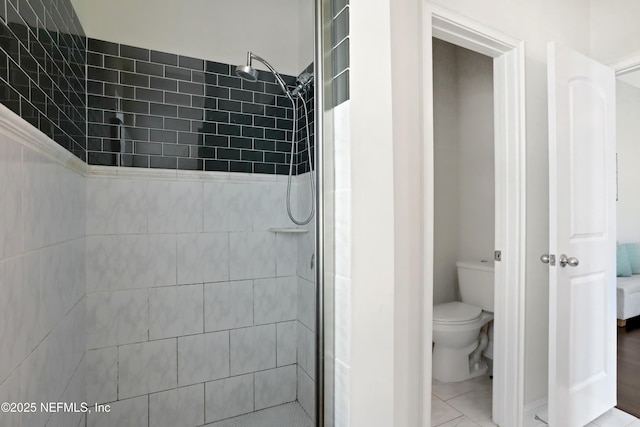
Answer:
xmin=315 ymin=0 xmax=331 ymax=426
xmin=422 ymin=3 xmax=527 ymax=426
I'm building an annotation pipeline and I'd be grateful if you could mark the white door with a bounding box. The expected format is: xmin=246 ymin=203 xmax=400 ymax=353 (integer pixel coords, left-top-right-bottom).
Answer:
xmin=547 ymin=42 xmax=617 ymax=427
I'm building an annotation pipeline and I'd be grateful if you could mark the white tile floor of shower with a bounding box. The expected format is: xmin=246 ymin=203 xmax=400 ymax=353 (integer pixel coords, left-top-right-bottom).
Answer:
xmin=203 ymin=402 xmax=313 ymax=427
xmin=432 ymin=374 xmax=640 ymax=427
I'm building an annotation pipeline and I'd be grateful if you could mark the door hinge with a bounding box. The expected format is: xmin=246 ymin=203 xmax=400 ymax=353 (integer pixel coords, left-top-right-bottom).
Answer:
xmin=495 ymin=250 xmax=502 ymax=262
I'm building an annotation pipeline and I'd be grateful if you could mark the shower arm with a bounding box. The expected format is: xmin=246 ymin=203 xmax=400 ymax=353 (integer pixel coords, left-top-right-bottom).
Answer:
xmin=247 ymin=52 xmax=295 ymax=102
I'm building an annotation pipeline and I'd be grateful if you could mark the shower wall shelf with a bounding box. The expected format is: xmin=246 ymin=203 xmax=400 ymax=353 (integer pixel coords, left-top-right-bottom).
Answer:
xmin=268 ymin=227 xmax=309 ymax=233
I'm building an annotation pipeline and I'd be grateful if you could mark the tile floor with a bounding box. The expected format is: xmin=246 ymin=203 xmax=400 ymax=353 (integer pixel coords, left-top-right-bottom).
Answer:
xmin=433 ymin=375 xmax=640 ymax=427
xmin=203 ymin=402 xmax=313 ymax=427
xmin=432 ymin=375 xmax=497 ymax=426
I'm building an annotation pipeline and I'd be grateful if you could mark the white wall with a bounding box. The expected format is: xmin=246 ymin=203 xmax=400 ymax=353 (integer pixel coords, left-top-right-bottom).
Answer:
xmin=77 ymin=0 xmax=314 ymax=75
xmin=0 ymin=106 xmax=87 ymax=427
xmin=457 ymin=46 xmax=495 ymax=263
xmin=348 ymin=0 xmax=396 ymax=425
xmin=432 ymin=39 xmax=495 ymax=305
xmin=433 ymin=38 xmax=460 ymax=305
xmin=590 ymin=0 xmax=640 ymax=66
xmin=616 ymin=80 xmax=640 ymax=242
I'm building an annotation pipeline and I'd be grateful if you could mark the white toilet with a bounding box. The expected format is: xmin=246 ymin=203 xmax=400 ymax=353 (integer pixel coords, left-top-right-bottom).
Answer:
xmin=433 ymin=260 xmax=494 ymax=382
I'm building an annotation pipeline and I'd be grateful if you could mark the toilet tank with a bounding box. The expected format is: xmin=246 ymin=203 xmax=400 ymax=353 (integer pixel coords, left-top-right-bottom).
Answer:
xmin=456 ymin=260 xmax=494 ymax=312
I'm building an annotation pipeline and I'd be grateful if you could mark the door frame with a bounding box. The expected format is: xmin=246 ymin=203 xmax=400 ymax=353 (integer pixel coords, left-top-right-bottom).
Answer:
xmin=422 ymin=4 xmax=527 ymax=426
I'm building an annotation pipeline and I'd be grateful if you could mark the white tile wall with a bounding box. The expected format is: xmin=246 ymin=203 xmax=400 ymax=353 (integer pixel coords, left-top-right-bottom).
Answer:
xmin=178 ymin=332 xmax=230 ymax=386
xmin=88 ymin=396 xmax=148 ymax=427
xmin=87 ymin=289 xmax=148 ymax=349
xmin=204 ymin=280 xmax=254 ymax=331
xmin=86 ymin=347 xmax=118 ymax=404
xmin=276 ymin=321 xmax=297 ymax=367
xmin=0 ymin=122 xmax=87 ymax=427
xmin=84 ymin=173 xmax=308 ymax=424
xmin=297 ymin=276 xmax=316 ymax=332
xmin=230 ymin=325 xmax=277 ymax=375
xmin=254 ymin=276 xmax=297 ymax=324
xmin=118 ymin=339 xmax=178 ymax=399
xmin=177 ymin=232 xmax=229 ymax=284
xmin=149 ymin=384 xmax=205 ymax=427
xmin=0 ymin=135 xmax=22 ymax=259
xmin=148 ymin=181 xmax=203 ymax=233
xmin=86 ymin=178 xmax=147 ymax=235
xmin=204 ymin=182 xmax=253 ymax=232
xmin=229 ymin=231 xmax=276 ymax=280
xmin=255 ymin=365 xmax=297 ymax=410
xmin=205 ymin=374 xmax=254 ymax=423
xmin=149 ymin=284 xmax=204 ymax=339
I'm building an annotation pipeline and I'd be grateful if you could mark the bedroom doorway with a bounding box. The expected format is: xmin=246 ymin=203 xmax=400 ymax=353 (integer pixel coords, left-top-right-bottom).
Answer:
xmin=613 ymin=68 xmax=640 ymax=418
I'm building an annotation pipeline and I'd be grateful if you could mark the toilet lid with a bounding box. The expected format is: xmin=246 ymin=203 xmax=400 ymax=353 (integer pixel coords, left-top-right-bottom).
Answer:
xmin=433 ymin=302 xmax=482 ymax=323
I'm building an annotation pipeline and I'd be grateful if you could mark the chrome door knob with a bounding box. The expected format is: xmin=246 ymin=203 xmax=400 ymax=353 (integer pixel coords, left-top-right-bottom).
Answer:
xmin=559 ymin=254 xmax=579 ymax=267
xmin=540 ymin=254 xmax=550 ymax=263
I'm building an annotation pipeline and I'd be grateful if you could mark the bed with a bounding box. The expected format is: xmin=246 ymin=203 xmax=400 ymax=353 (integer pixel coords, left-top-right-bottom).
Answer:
xmin=617 ymin=275 xmax=640 ymax=326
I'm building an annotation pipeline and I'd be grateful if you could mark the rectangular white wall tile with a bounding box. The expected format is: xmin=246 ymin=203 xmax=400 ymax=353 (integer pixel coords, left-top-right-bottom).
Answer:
xmin=86 ymin=178 xmax=147 ymax=235
xmin=86 ymin=347 xmax=118 ymax=404
xmin=0 ymin=257 xmax=25 ymax=383
xmin=297 ymin=277 xmax=316 ymax=332
xmin=334 ymin=359 xmax=351 ymax=427
xmin=0 ymin=365 xmax=21 ymax=427
xmin=177 ymin=233 xmax=229 ymax=285
xmin=276 ymin=321 xmax=297 ymax=367
xmin=254 ymin=276 xmax=297 ymax=325
xmin=230 ymin=325 xmax=276 ymax=376
xmin=148 ymin=180 xmax=203 ymax=233
xmin=297 ymin=321 xmax=308 ymax=373
xmin=149 ymin=384 xmax=205 ymax=427
xmin=177 ymin=331 xmax=229 ymax=386
xmin=204 ymin=182 xmax=252 ymax=232
xmin=0 ymin=136 xmax=23 ymax=259
xmin=87 ymin=234 xmax=177 ymax=291
xmin=22 ymin=250 xmax=42 ymax=355
xmin=87 ymin=290 xmax=148 ymax=349
xmin=87 ymin=396 xmax=148 ymax=427
xmin=205 ymin=374 xmax=254 ymax=423
xmin=307 ymin=328 xmax=316 ymax=381
xmin=255 ymin=365 xmax=297 ymax=410
xmin=297 ymin=366 xmax=315 ymax=422
xmin=252 ymin=181 xmax=288 ymax=230
xmin=335 ymin=275 xmax=351 ymax=364
xmin=229 ymin=232 xmax=275 ymax=280
xmin=118 ymin=339 xmax=177 ymax=399
xmin=275 ymin=233 xmax=297 ymax=277
xmin=116 ymin=234 xmax=177 ymax=290
xmin=204 ymin=280 xmax=253 ymax=332
xmin=334 ymin=189 xmax=351 ymax=278
xmin=149 ymin=284 xmax=203 ymax=340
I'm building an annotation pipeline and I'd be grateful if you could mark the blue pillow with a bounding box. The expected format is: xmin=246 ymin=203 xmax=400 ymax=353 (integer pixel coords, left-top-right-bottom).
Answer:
xmin=617 ymin=244 xmax=632 ymax=277
xmin=624 ymin=243 xmax=640 ymax=274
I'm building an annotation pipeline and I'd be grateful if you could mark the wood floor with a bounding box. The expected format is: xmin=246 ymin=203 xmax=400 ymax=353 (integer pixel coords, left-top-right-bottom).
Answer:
xmin=617 ymin=316 xmax=640 ymax=418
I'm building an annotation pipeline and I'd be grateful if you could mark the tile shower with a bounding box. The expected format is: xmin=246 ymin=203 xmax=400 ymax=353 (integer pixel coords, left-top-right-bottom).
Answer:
xmin=0 ymin=0 xmax=323 ymax=426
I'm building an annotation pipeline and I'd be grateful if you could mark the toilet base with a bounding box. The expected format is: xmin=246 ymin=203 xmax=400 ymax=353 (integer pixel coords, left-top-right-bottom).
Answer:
xmin=432 ymin=344 xmax=489 ymax=383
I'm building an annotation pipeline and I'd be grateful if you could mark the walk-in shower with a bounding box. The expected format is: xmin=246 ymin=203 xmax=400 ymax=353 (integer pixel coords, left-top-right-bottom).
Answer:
xmin=236 ymin=52 xmax=316 ymax=226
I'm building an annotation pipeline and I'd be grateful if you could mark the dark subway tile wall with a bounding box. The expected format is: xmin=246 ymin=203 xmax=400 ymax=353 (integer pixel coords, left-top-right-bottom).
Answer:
xmin=295 ymin=62 xmax=314 ymax=175
xmin=87 ymin=38 xmax=315 ymax=175
xmin=0 ymin=0 xmax=87 ymax=160
xmin=331 ymin=0 xmax=349 ymax=106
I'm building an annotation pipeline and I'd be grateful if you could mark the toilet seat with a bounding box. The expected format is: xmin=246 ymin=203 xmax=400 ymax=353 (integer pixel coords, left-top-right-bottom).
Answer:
xmin=433 ymin=302 xmax=482 ymax=325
